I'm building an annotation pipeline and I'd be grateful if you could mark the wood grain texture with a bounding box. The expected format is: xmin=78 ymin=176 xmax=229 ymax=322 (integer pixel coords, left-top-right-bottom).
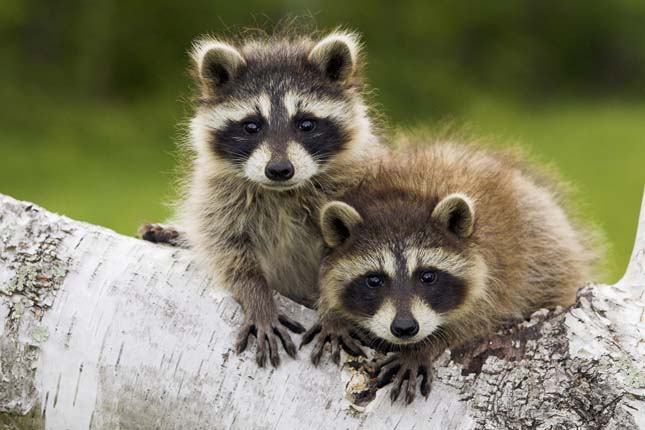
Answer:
xmin=1 ymin=191 xmax=644 ymax=430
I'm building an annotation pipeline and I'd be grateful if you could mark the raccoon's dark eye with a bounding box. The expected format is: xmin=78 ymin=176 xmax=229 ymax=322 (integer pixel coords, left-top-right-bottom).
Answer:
xmin=297 ymin=119 xmax=316 ymax=132
xmin=365 ymin=274 xmax=384 ymax=289
xmin=243 ymin=121 xmax=261 ymax=134
xmin=420 ymin=270 xmax=438 ymax=284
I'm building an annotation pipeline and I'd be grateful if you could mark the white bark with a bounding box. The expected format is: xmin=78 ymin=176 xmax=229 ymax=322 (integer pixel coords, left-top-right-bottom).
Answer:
xmin=0 ymin=191 xmax=643 ymax=430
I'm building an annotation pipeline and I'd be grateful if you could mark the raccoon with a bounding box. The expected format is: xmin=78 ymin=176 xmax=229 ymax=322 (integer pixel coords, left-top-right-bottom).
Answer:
xmin=141 ymin=30 xmax=385 ymax=368
xmin=311 ymin=142 xmax=597 ymax=402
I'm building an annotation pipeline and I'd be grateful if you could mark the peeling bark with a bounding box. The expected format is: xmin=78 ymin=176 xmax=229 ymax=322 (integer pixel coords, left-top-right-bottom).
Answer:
xmin=0 ymin=191 xmax=644 ymax=430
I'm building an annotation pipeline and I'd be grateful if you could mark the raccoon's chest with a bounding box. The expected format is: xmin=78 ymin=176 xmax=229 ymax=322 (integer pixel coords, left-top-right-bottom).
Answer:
xmin=252 ymin=201 xmax=324 ymax=305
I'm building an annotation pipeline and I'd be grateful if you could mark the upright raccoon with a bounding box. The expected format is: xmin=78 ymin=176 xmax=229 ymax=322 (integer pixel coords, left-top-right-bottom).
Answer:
xmin=312 ymin=142 xmax=597 ymax=402
xmin=141 ymin=30 xmax=384 ymax=368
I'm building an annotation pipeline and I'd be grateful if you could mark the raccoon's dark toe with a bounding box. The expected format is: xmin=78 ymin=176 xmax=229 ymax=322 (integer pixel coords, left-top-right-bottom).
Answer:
xmin=372 ymin=354 xmax=397 ymax=376
xmin=404 ymin=368 xmax=418 ymax=404
xmin=278 ymin=314 xmax=306 ymax=334
xmin=375 ymin=360 xmax=401 ymax=388
xmin=310 ymin=334 xmax=328 ymax=366
xmin=389 ymin=368 xmax=410 ymax=404
xmin=274 ymin=326 xmax=297 ymax=358
xmin=419 ymin=365 xmax=432 ymax=398
xmin=300 ymin=322 xmax=322 ymax=348
xmin=235 ymin=322 xmax=254 ymax=354
xmin=330 ymin=337 xmax=341 ymax=365
xmin=339 ymin=334 xmax=366 ymax=358
xmin=255 ymin=330 xmax=268 ymax=367
xmin=266 ymin=331 xmax=281 ymax=367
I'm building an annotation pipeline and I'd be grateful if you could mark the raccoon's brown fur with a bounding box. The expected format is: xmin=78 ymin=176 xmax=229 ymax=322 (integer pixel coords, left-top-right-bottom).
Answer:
xmin=142 ymin=29 xmax=386 ymax=368
xmin=315 ymin=140 xmax=598 ymax=402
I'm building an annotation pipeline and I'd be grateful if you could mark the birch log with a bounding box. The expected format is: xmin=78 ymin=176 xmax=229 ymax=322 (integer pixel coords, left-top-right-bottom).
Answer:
xmin=0 ymin=191 xmax=644 ymax=430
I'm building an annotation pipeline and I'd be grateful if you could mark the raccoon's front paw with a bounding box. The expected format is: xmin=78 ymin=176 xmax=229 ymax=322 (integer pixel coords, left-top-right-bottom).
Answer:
xmin=138 ymin=223 xmax=181 ymax=246
xmin=235 ymin=313 xmax=305 ymax=368
xmin=300 ymin=320 xmax=366 ymax=366
xmin=371 ymin=351 xmax=433 ymax=404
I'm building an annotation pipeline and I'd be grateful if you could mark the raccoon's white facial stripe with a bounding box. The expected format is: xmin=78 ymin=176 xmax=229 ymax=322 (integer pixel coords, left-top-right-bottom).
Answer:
xmin=410 ymin=297 xmax=443 ymax=342
xmin=286 ymin=141 xmax=318 ymax=182
xmin=404 ymin=247 xmax=471 ymax=278
xmin=381 ymin=250 xmax=397 ymax=279
xmin=189 ymin=114 xmax=210 ymax=152
xmin=283 ymin=91 xmax=353 ymax=124
xmin=200 ymin=93 xmax=271 ymax=132
xmin=466 ymin=254 xmax=489 ymax=301
xmin=257 ymin=93 xmax=271 ymax=120
xmin=359 ymin=299 xmax=396 ymax=342
xmin=201 ymin=102 xmax=253 ymax=131
xmin=283 ymin=91 xmax=299 ymax=117
xmin=336 ymin=100 xmax=380 ymax=164
xmin=326 ymin=248 xmax=398 ymax=283
xmin=243 ymin=144 xmax=272 ymax=183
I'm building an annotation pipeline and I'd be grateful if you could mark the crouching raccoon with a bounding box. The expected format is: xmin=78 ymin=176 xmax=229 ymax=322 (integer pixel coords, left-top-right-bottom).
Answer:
xmin=305 ymin=142 xmax=598 ymax=403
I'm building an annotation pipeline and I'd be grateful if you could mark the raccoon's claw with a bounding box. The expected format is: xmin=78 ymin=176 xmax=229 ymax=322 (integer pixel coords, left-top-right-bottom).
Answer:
xmin=300 ymin=320 xmax=366 ymax=366
xmin=372 ymin=353 xmax=433 ymax=404
xmin=139 ymin=223 xmax=181 ymax=246
xmin=235 ymin=313 xmax=303 ymax=368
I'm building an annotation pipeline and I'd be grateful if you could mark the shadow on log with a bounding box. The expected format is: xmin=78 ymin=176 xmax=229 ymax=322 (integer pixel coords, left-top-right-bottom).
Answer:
xmin=1 ymin=191 xmax=644 ymax=429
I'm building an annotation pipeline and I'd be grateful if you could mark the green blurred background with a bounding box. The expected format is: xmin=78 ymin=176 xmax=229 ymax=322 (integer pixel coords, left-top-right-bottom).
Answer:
xmin=1 ymin=1 xmax=644 ymax=282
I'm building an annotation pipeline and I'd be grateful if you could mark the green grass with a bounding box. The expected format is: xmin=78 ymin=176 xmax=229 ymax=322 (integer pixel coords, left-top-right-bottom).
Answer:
xmin=1 ymin=95 xmax=642 ymax=283
xmin=0 ymin=95 xmax=181 ymax=237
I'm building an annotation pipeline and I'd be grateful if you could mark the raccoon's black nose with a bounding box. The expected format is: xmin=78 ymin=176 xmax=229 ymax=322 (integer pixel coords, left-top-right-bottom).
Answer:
xmin=265 ymin=160 xmax=295 ymax=181
xmin=390 ymin=318 xmax=419 ymax=338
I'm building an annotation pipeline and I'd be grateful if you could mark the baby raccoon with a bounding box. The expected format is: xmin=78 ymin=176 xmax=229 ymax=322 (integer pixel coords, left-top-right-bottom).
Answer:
xmin=141 ymin=30 xmax=384 ymax=368
xmin=311 ymin=142 xmax=597 ymax=403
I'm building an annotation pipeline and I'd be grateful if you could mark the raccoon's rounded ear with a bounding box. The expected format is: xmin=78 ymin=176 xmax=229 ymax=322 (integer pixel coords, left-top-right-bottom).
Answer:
xmin=191 ymin=39 xmax=246 ymax=94
xmin=320 ymin=201 xmax=363 ymax=248
xmin=432 ymin=193 xmax=475 ymax=238
xmin=309 ymin=32 xmax=360 ymax=83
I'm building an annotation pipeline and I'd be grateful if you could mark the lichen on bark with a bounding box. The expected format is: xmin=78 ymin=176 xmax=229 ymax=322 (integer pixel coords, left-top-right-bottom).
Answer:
xmin=0 ymin=201 xmax=72 ymax=416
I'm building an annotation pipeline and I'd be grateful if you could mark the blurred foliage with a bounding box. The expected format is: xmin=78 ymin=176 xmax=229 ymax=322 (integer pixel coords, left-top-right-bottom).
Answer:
xmin=3 ymin=0 xmax=645 ymax=114
xmin=1 ymin=1 xmax=645 ymax=282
